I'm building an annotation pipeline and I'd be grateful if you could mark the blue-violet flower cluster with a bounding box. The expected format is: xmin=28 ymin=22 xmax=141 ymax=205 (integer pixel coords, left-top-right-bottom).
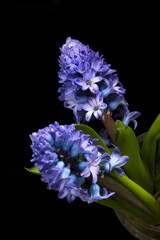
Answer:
xmin=30 ymin=122 xmax=128 ymax=203
xmin=58 ymin=37 xmax=140 ymax=128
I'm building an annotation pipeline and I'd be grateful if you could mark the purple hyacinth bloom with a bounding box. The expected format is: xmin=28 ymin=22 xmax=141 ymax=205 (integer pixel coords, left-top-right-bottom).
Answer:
xmin=80 ymin=92 xmax=107 ymax=121
xmin=30 ymin=122 xmax=87 ymax=202
xmin=88 ymin=184 xmax=115 ymax=204
xmin=30 ymin=121 xmax=117 ymax=203
xmin=58 ymin=37 xmax=117 ymax=122
xmin=58 ymin=37 xmax=141 ymax=128
xmin=101 ymin=147 xmax=129 ymax=177
xmin=29 ymin=121 xmax=130 ymax=204
xmin=74 ymin=69 xmax=103 ymax=94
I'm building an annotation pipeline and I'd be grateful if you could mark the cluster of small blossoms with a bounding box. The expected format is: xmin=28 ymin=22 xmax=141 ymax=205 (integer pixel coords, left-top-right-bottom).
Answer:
xmin=58 ymin=37 xmax=140 ymax=129
xmin=30 ymin=122 xmax=128 ymax=203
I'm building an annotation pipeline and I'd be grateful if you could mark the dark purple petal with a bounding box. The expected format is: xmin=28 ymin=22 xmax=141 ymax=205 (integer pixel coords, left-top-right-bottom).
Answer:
xmin=95 ymin=145 xmax=105 ymax=152
xmin=114 ymin=167 xmax=125 ymax=177
xmin=114 ymin=86 xmax=126 ymax=94
xmin=111 ymin=147 xmax=121 ymax=160
xmin=66 ymin=193 xmax=76 ymax=203
xmin=58 ymin=189 xmax=68 ymax=199
xmin=101 ymin=152 xmax=110 ymax=164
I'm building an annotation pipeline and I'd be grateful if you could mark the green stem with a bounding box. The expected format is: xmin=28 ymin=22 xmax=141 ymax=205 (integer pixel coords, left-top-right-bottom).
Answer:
xmin=98 ymin=196 xmax=151 ymax=223
xmin=97 ymin=171 xmax=160 ymax=225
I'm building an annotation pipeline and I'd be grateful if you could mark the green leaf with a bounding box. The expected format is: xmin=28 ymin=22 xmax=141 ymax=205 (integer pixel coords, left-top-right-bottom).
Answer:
xmin=141 ymin=114 xmax=160 ymax=179
xmin=156 ymin=139 xmax=160 ymax=178
xmin=115 ymin=121 xmax=153 ymax=193
xmin=154 ymin=175 xmax=160 ymax=194
xmin=25 ymin=166 xmax=41 ymax=175
xmin=75 ymin=124 xmax=111 ymax=154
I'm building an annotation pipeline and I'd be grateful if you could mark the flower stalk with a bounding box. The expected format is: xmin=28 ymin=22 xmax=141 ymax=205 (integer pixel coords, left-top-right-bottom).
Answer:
xmin=102 ymin=109 xmax=116 ymax=144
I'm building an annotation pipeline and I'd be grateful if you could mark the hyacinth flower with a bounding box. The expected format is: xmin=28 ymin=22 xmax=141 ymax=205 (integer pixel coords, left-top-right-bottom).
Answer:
xmin=88 ymin=184 xmax=115 ymax=204
xmin=80 ymin=92 xmax=107 ymax=122
xmin=26 ymin=118 xmax=160 ymax=238
xmin=58 ymin=37 xmax=141 ymax=128
xmin=27 ymin=122 xmax=118 ymax=203
xmin=26 ymin=38 xmax=160 ymax=239
xmin=101 ymin=147 xmax=129 ymax=177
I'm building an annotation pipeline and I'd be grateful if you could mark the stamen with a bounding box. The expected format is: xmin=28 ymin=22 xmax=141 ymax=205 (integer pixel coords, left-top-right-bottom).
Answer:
xmin=86 ymin=80 xmax=91 ymax=85
xmin=94 ymin=106 xmax=99 ymax=111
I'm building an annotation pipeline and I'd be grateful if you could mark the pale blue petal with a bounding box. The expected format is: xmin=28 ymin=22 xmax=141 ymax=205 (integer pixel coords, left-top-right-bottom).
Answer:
xmin=78 ymin=161 xmax=90 ymax=171
xmin=103 ymin=162 xmax=112 ymax=173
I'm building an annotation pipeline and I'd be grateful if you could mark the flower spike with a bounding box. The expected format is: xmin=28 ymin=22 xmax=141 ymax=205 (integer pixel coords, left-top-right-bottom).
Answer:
xmin=58 ymin=37 xmax=140 ymax=128
xmin=30 ymin=122 xmax=123 ymax=203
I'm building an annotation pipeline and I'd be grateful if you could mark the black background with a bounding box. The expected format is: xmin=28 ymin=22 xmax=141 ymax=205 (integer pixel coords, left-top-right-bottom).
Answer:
xmin=3 ymin=1 xmax=159 ymax=238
